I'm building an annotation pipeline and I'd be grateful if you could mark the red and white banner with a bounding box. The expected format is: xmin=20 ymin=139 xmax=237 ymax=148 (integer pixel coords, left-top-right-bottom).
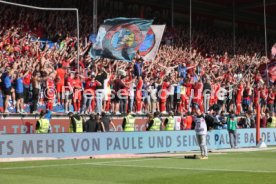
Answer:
xmin=139 ymin=25 xmax=166 ymax=61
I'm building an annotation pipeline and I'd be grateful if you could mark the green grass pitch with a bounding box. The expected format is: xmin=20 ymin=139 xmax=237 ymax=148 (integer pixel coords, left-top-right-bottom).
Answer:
xmin=1 ymin=150 xmax=276 ymax=184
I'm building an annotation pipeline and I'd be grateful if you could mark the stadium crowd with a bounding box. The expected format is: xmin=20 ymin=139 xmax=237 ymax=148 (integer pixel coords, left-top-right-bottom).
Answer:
xmin=0 ymin=3 xmax=276 ymax=129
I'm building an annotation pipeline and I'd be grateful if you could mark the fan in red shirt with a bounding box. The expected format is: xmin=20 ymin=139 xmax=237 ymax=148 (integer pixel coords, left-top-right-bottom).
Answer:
xmin=236 ymin=83 xmax=244 ymax=115
xmin=181 ymin=113 xmax=193 ymax=130
xmin=64 ymin=72 xmax=74 ymax=113
xmin=121 ymin=74 xmax=132 ymax=113
xmin=260 ymin=86 xmax=268 ymax=112
xmin=267 ymin=88 xmax=275 ymax=113
xmin=55 ymin=64 xmax=66 ymax=105
xmin=254 ymin=71 xmax=262 ymax=84
xmin=243 ymin=81 xmax=253 ymax=110
xmin=23 ymin=71 xmax=32 ymax=103
xmin=192 ymin=80 xmax=203 ymax=112
xmin=62 ymin=59 xmax=70 ymax=68
xmin=83 ymin=76 xmax=94 ymax=113
xmin=82 ymin=75 xmax=101 ymax=113
xmin=253 ymin=84 xmax=261 ymax=108
xmin=104 ymin=73 xmax=114 ymax=113
xmin=160 ymin=77 xmax=170 ymax=113
xmin=186 ymin=61 xmax=195 ymax=75
xmin=22 ymin=42 xmax=30 ymax=54
xmin=72 ymin=73 xmax=83 ymax=113
xmin=184 ymin=78 xmax=193 ymax=111
xmin=45 ymin=75 xmax=55 ymax=111
xmin=209 ymin=82 xmax=216 ymax=107
xmin=136 ymin=76 xmax=143 ymax=113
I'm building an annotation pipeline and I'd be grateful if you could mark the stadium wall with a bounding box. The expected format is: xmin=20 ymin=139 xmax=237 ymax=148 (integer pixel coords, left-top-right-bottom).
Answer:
xmin=0 ymin=129 xmax=276 ymax=158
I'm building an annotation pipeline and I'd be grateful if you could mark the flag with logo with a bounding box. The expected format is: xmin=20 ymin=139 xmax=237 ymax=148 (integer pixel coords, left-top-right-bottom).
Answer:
xmin=259 ymin=60 xmax=276 ymax=84
xmin=139 ymin=25 xmax=166 ymax=61
xmin=91 ymin=17 xmax=153 ymax=61
xmin=271 ymin=43 xmax=276 ymax=57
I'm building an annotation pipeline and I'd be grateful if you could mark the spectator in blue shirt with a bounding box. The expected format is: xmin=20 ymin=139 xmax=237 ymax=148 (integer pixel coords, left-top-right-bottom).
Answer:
xmin=2 ymin=70 xmax=14 ymax=113
xmin=142 ymin=77 xmax=151 ymax=113
xmin=134 ymin=58 xmax=143 ymax=77
xmin=43 ymin=110 xmax=53 ymax=132
xmin=174 ymin=76 xmax=184 ymax=113
xmin=178 ymin=63 xmax=195 ymax=80
xmin=3 ymin=72 xmax=12 ymax=89
xmin=178 ymin=64 xmax=187 ymax=79
xmin=43 ymin=110 xmax=53 ymax=121
xmin=15 ymin=72 xmax=25 ymax=113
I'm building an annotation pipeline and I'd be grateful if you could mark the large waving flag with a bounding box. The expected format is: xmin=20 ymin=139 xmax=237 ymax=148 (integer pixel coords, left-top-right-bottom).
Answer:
xmin=272 ymin=43 xmax=276 ymax=57
xmin=91 ymin=17 xmax=153 ymax=61
xmin=259 ymin=60 xmax=276 ymax=83
xmin=139 ymin=25 xmax=166 ymax=61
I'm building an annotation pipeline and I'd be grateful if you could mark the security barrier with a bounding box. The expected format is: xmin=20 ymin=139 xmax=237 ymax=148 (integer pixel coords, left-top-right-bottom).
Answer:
xmin=0 ymin=116 xmax=182 ymax=134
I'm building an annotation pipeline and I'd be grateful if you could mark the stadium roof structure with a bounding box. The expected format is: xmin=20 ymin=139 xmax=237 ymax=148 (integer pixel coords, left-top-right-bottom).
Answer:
xmin=3 ymin=0 xmax=276 ymax=30
xmin=134 ymin=0 xmax=276 ymax=29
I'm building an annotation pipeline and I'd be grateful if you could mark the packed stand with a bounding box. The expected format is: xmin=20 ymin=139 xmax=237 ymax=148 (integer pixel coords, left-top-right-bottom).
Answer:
xmin=0 ymin=3 xmax=276 ymax=129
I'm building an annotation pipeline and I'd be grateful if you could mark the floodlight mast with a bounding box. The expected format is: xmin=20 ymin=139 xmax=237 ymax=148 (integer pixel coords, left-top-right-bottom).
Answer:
xmin=0 ymin=0 xmax=80 ymax=72
xmin=93 ymin=0 xmax=98 ymax=34
xmin=263 ymin=0 xmax=269 ymax=86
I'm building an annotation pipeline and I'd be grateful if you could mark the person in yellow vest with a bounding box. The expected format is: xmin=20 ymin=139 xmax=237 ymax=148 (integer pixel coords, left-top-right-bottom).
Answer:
xmin=146 ymin=111 xmax=161 ymax=131
xmin=267 ymin=112 xmax=276 ymax=128
xmin=163 ymin=111 xmax=175 ymax=131
xmin=122 ymin=112 xmax=136 ymax=131
xmin=68 ymin=112 xmax=84 ymax=133
xmin=36 ymin=110 xmax=51 ymax=133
